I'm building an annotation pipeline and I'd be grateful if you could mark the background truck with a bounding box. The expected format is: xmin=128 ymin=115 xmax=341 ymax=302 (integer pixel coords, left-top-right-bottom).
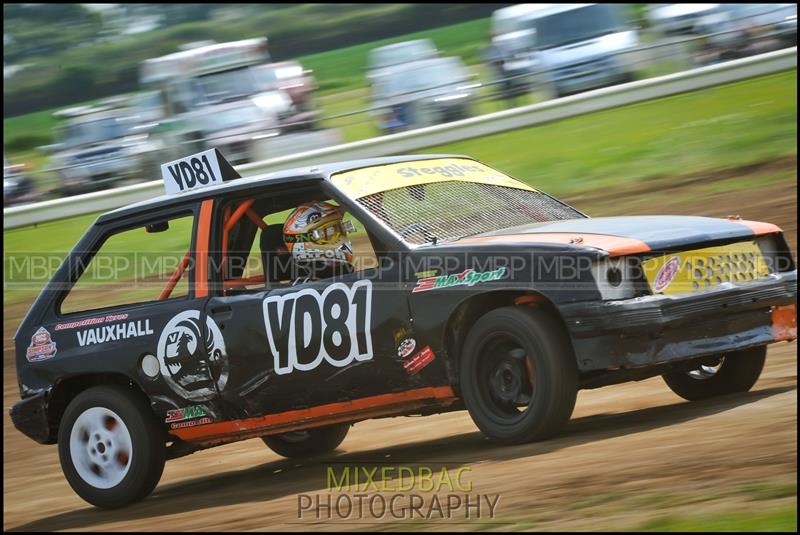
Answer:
xmin=139 ymin=38 xmax=333 ymax=166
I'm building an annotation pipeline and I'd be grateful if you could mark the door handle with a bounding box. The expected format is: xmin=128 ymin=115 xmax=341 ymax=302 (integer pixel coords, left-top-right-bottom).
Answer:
xmin=210 ymin=305 xmax=232 ymax=316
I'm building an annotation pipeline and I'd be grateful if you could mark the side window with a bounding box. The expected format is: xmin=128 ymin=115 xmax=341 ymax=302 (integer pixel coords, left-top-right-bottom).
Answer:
xmin=340 ymin=209 xmax=380 ymax=273
xmin=60 ymin=213 xmax=195 ymax=314
xmin=217 ymin=192 xmax=380 ymax=295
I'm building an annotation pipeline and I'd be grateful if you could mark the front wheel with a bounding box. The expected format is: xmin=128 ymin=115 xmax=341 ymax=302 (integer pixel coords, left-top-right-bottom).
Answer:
xmin=662 ymin=346 xmax=767 ymax=401
xmin=57 ymin=385 xmax=166 ymax=509
xmin=261 ymin=423 xmax=350 ymax=458
xmin=459 ymin=306 xmax=578 ymax=444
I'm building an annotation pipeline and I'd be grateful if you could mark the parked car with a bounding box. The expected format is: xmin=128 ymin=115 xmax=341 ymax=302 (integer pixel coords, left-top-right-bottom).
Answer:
xmin=647 ymin=3 xmax=721 ymax=35
xmin=526 ymin=3 xmax=640 ymax=98
xmin=3 ymin=159 xmax=39 ymax=206
xmin=44 ymin=108 xmax=164 ymax=195
xmin=140 ymin=38 xmax=313 ymax=164
xmin=485 ymin=4 xmax=545 ymax=99
xmin=252 ymin=61 xmax=319 ymax=128
xmin=129 ymin=90 xmax=167 ymax=126
xmin=775 ymin=10 xmax=798 ymax=46
xmin=366 ymin=39 xmax=439 ymax=80
xmin=693 ymin=3 xmax=798 ymax=64
xmin=371 ymin=57 xmax=478 ymax=132
xmin=10 ymin=149 xmax=796 ymax=508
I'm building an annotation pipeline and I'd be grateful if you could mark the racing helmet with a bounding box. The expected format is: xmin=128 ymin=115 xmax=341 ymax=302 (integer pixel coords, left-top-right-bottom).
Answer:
xmin=283 ymin=201 xmax=355 ymax=276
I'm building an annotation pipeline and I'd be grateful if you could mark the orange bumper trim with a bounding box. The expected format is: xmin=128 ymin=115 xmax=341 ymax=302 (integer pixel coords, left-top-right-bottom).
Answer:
xmin=772 ymin=304 xmax=797 ymax=342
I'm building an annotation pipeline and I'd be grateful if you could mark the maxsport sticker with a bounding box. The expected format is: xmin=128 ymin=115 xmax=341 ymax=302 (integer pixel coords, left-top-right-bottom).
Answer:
xmin=165 ymin=405 xmax=212 ymax=429
xmin=413 ymin=267 xmax=507 ymax=293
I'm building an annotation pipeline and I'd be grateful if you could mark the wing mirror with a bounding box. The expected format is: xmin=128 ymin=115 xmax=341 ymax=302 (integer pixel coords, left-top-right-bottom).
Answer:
xmin=146 ymin=221 xmax=169 ymax=233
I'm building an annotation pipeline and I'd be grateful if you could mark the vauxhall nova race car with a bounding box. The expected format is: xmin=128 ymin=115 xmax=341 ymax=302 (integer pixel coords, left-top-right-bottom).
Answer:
xmin=11 ymin=150 xmax=797 ymax=508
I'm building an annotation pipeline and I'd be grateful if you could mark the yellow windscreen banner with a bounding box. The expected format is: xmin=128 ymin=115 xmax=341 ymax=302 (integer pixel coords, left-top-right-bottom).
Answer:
xmin=330 ymin=158 xmax=536 ymax=199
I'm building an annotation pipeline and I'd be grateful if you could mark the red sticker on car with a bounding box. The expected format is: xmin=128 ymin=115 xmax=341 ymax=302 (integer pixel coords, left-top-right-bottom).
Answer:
xmin=403 ymin=346 xmax=435 ymax=375
xmin=654 ymin=256 xmax=680 ymax=292
xmin=26 ymin=327 xmax=57 ymax=363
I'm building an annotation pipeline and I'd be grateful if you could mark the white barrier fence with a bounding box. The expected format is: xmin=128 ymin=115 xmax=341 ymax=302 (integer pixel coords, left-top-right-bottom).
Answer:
xmin=4 ymin=47 xmax=796 ymax=230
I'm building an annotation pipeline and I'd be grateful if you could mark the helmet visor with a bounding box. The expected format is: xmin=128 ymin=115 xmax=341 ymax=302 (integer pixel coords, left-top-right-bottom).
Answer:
xmin=309 ymin=220 xmax=355 ymax=245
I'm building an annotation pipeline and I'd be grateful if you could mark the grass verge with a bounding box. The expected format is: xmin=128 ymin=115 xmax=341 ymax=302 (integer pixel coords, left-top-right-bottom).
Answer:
xmin=638 ymin=505 xmax=797 ymax=532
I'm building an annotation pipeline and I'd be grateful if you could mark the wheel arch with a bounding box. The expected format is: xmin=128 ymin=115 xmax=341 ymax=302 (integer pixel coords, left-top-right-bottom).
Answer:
xmin=442 ymin=290 xmax=573 ymax=393
xmin=46 ymin=373 xmax=151 ymax=444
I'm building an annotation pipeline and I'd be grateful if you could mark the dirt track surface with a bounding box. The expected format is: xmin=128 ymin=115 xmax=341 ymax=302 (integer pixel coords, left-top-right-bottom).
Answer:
xmin=3 ymin=166 xmax=797 ymax=531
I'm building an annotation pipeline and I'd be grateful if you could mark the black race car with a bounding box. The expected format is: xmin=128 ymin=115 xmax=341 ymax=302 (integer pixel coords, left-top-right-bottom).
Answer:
xmin=11 ymin=150 xmax=797 ymax=508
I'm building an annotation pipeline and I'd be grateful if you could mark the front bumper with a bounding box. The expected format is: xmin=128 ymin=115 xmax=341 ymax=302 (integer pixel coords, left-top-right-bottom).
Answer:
xmin=10 ymin=390 xmax=53 ymax=444
xmin=560 ymin=271 xmax=797 ymax=372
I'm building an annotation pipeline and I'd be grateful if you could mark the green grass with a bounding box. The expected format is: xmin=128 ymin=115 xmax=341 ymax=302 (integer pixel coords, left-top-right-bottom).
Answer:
xmin=422 ymin=70 xmax=797 ymax=198
xmin=2 ymin=107 xmax=59 ymax=146
xmin=638 ymin=505 xmax=797 ymax=532
xmin=4 ymin=70 xmax=796 ymax=306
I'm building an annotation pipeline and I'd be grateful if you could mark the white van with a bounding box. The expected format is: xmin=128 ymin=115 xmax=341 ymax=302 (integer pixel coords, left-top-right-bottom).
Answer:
xmin=527 ymin=4 xmax=639 ymax=97
xmin=139 ymin=39 xmax=284 ymax=164
xmin=486 ymin=5 xmax=548 ymax=98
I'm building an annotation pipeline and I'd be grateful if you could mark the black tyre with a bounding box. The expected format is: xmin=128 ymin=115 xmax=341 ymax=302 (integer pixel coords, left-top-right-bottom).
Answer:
xmin=662 ymin=346 xmax=767 ymax=401
xmin=57 ymin=385 xmax=166 ymax=509
xmin=261 ymin=423 xmax=350 ymax=458
xmin=459 ymin=306 xmax=578 ymax=444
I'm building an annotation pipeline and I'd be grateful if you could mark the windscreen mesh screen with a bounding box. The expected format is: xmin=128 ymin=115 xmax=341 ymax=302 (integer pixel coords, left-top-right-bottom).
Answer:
xmin=356 ymin=181 xmax=585 ymax=244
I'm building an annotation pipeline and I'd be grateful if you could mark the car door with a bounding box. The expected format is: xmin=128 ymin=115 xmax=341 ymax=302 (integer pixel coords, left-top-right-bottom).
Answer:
xmin=206 ymin=260 xmax=422 ymax=420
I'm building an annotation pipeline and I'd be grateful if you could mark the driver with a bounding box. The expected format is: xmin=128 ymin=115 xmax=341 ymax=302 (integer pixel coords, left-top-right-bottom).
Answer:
xmin=283 ymin=201 xmax=356 ymax=282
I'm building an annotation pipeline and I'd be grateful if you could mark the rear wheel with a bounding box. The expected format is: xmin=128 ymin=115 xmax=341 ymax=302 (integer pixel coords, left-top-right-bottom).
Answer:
xmin=459 ymin=306 xmax=578 ymax=444
xmin=662 ymin=346 xmax=767 ymax=401
xmin=261 ymin=423 xmax=350 ymax=458
xmin=58 ymin=385 xmax=165 ymax=509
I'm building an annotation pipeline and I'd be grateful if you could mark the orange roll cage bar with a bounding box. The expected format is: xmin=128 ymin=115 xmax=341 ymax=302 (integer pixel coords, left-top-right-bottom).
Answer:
xmin=159 ymin=249 xmax=192 ymax=300
xmin=160 ymin=198 xmax=266 ymax=299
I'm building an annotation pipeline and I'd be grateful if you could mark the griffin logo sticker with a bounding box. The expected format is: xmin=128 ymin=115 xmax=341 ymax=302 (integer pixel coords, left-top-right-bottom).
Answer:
xmin=263 ymin=280 xmax=373 ymax=375
xmin=157 ymin=311 xmax=228 ymax=401
xmin=26 ymin=327 xmax=57 ymax=363
xmin=654 ymin=256 xmax=681 ymax=292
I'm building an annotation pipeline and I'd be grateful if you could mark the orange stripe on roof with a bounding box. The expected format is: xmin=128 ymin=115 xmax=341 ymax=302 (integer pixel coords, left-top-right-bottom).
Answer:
xmin=170 ymin=386 xmax=456 ymax=443
xmin=731 ymin=219 xmax=782 ymax=236
xmin=456 ymin=233 xmax=651 ymax=257
xmin=195 ymin=199 xmax=214 ymax=298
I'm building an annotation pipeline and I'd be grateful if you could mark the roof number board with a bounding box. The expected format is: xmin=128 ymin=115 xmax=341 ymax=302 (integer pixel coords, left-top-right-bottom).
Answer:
xmin=161 ymin=149 xmax=224 ymax=195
